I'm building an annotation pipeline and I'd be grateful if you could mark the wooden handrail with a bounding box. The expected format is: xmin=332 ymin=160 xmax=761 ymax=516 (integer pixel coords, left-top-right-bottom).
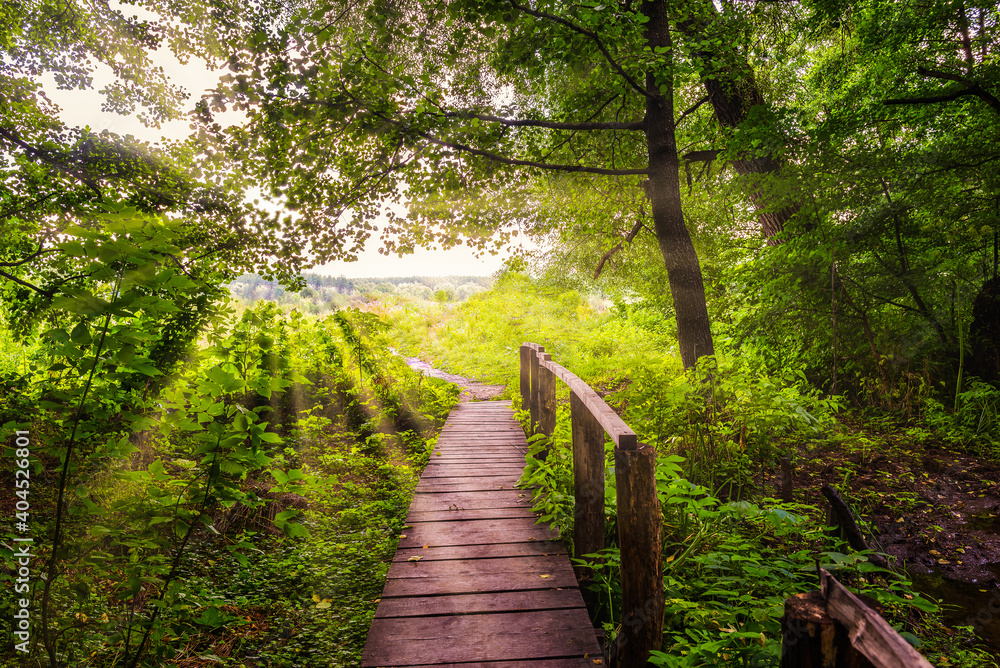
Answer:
xmin=782 ymin=569 xmax=935 ymax=667
xmin=520 ymin=344 xmax=934 ymax=668
xmin=519 ymin=343 xmax=662 ymax=668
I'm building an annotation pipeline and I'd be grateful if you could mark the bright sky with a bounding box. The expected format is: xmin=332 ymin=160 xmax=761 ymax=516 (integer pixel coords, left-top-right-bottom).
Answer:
xmin=39 ymin=6 xmax=516 ymax=278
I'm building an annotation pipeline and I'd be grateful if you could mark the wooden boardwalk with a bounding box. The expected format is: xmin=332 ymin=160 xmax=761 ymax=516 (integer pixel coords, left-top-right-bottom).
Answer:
xmin=361 ymin=400 xmax=603 ymax=667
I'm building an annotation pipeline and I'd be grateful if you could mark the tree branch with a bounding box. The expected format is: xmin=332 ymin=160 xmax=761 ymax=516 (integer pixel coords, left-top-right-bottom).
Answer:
xmin=884 ymin=67 xmax=1000 ymax=115
xmin=676 ymin=95 xmax=710 ymax=127
xmin=441 ymin=110 xmax=644 ymax=131
xmin=681 ymin=149 xmax=722 ymax=191
xmin=0 ymin=128 xmax=104 ymax=198
xmin=420 ymin=131 xmax=647 ymax=175
xmin=336 ymin=88 xmax=650 ymax=176
xmin=0 ymin=269 xmax=52 ymax=296
xmin=593 ymin=218 xmax=646 ymax=279
xmin=507 ymin=0 xmax=653 ymax=100
xmin=883 ymin=89 xmax=978 ymax=106
xmin=0 ymin=243 xmax=50 ymax=267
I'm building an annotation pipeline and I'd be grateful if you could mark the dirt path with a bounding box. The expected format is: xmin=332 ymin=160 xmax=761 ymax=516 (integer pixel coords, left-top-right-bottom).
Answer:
xmin=399 ymin=355 xmax=506 ymax=402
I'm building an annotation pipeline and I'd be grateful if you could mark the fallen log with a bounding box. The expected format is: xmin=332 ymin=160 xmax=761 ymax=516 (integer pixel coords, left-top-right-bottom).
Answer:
xmin=821 ymin=483 xmax=888 ymax=569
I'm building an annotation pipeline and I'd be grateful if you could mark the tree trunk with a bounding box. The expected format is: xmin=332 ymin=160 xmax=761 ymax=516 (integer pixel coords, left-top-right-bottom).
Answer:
xmin=643 ymin=0 xmax=715 ymax=369
xmin=969 ymin=275 xmax=1000 ymax=383
xmin=680 ymin=11 xmax=800 ymax=243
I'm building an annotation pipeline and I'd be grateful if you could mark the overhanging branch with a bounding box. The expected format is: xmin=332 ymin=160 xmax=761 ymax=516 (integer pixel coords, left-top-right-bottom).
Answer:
xmin=0 ymin=269 xmax=52 ymax=296
xmin=507 ymin=0 xmax=653 ymax=100
xmin=420 ymin=132 xmax=648 ymax=175
xmin=593 ymin=217 xmax=646 ymax=279
xmin=441 ymin=110 xmax=644 ymax=131
xmin=884 ymin=67 xmax=1000 ymax=115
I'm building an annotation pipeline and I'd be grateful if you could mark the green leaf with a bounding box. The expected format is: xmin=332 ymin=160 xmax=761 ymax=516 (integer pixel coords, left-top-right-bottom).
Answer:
xmin=274 ymin=509 xmax=299 ymax=523
xmin=70 ymin=322 xmax=92 ymax=345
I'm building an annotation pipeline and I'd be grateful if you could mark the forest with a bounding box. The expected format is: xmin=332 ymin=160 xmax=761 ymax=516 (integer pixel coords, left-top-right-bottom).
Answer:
xmin=1 ymin=0 xmax=999 ymax=665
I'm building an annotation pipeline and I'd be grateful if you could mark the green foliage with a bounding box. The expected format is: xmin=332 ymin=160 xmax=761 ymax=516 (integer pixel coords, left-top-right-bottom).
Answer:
xmin=924 ymin=378 xmax=1000 ymax=457
xmin=386 ymin=271 xmax=680 ymax=389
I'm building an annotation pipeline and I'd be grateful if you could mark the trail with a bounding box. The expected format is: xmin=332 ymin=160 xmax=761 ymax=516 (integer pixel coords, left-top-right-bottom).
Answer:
xmin=398 ymin=354 xmax=506 ymax=402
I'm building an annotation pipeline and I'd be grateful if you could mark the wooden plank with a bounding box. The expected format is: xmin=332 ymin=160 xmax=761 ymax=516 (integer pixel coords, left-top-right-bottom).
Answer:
xmin=520 ymin=344 xmax=531 ymax=410
xmin=393 ymin=541 xmax=566 ymax=562
xmin=375 ymin=589 xmax=588 ymax=618
xmin=570 ymin=389 xmax=605 ymax=596
xmin=614 ymin=443 xmax=664 ymax=664
xmin=406 ymin=507 xmax=537 ymax=522
xmin=383 ymin=556 xmax=578 ymax=596
xmin=426 ymin=456 xmax=525 ymax=463
xmin=414 ymin=482 xmax=520 ymax=493
xmin=420 ymin=468 xmax=525 ymax=478
xmin=387 ymin=554 xmax=573 ymax=578
xmin=397 ymin=519 xmax=559 ymax=548
xmin=362 ymin=609 xmax=600 ymax=666
xmin=415 ymin=477 xmax=521 ymax=489
xmin=402 ymin=659 xmax=603 ymax=668
xmin=408 ymin=490 xmax=533 ymax=511
xmin=820 ymin=569 xmax=935 ymax=668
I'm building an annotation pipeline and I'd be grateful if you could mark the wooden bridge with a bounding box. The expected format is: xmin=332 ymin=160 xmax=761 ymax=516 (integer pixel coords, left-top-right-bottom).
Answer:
xmin=360 ymin=400 xmax=604 ymax=666
xmin=362 ymin=344 xmax=935 ymax=668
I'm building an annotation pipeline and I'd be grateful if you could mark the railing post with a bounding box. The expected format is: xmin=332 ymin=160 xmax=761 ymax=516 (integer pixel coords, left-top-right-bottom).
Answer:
xmin=529 ymin=345 xmax=543 ymax=433
xmin=538 ymin=353 xmax=556 ymax=437
xmin=519 ymin=344 xmax=531 ymax=415
xmin=613 ymin=440 xmax=663 ymax=667
xmin=570 ymin=390 xmax=605 ymax=606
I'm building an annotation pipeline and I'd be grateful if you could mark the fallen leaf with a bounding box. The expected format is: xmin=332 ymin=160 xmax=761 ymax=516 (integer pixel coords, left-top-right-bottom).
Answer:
xmin=408 ymin=556 xmax=423 ymax=562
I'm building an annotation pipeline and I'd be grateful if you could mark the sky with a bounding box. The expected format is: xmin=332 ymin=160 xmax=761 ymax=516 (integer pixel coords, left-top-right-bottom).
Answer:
xmin=39 ymin=7 xmax=516 ymax=279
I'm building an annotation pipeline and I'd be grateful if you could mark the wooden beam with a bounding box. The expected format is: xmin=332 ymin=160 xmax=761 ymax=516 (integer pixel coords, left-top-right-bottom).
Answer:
xmin=519 ymin=344 xmax=531 ymax=417
xmin=820 ymin=569 xmax=935 ymax=668
xmin=538 ymin=353 xmax=557 ymax=440
xmin=529 ymin=345 xmax=543 ymax=433
xmin=540 ymin=358 xmax=637 ymax=449
xmin=613 ymin=443 xmax=663 ymax=666
xmin=570 ymin=390 xmax=606 ymax=615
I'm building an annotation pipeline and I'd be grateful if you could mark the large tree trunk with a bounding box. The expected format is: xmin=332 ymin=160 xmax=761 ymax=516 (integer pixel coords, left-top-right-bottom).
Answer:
xmin=680 ymin=11 xmax=800 ymax=244
xmin=644 ymin=0 xmax=715 ymax=369
xmin=969 ymin=275 xmax=1000 ymax=383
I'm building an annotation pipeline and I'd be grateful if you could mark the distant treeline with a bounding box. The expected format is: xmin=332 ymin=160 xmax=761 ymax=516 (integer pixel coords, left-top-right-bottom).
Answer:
xmin=228 ymin=273 xmax=493 ymax=312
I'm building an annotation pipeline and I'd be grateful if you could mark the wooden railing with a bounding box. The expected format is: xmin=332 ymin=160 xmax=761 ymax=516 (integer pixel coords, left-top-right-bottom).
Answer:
xmin=519 ymin=343 xmax=937 ymax=668
xmin=783 ymin=569 xmax=935 ymax=668
xmin=520 ymin=343 xmax=663 ymax=667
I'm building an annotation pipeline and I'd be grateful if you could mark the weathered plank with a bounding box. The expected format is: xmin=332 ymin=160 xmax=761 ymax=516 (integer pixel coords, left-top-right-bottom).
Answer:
xmin=407 ymin=490 xmax=533 ymax=511
xmin=375 ymin=588 xmax=589 ymax=618
xmin=420 ymin=467 xmax=525 ymax=478
xmin=363 ymin=609 xmax=599 ymax=666
xmin=383 ymin=556 xmax=578 ymax=596
xmin=406 ymin=507 xmax=537 ymax=522
xmin=413 ymin=482 xmax=521 ymax=493
xmin=393 ymin=541 xmax=566 ymax=563
xmin=397 ymin=518 xmax=559 ymax=548
xmin=820 ymin=569 xmax=935 ymax=668
xmin=540 ymin=358 xmax=637 ymax=449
